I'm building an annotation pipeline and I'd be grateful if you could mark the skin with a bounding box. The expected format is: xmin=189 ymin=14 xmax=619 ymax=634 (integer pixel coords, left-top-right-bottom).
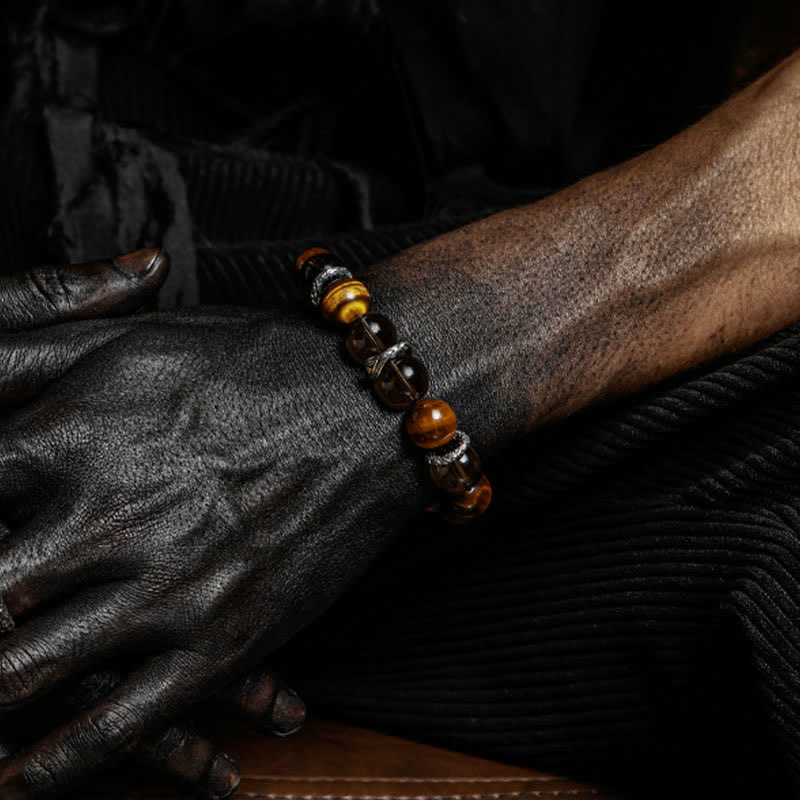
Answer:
xmin=0 ymin=250 xmax=306 ymax=799
xmin=2 ymin=47 xmax=800 ymax=799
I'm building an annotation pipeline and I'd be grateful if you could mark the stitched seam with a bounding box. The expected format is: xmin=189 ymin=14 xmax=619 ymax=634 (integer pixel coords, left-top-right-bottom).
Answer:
xmin=234 ymin=791 xmax=599 ymax=799
xmin=240 ymin=777 xmax=560 ymax=784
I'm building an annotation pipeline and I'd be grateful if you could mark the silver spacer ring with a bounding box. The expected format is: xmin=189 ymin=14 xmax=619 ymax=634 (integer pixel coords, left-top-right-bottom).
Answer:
xmin=426 ymin=430 xmax=471 ymax=466
xmin=310 ymin=265 xmax=352 ymax=306
xmin=364 ymin=342 xmax=411 ymax=380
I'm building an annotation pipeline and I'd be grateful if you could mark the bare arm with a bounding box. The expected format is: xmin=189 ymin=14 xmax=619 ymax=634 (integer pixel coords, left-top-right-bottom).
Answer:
xmin=366 ymin=52 xmax=800 ymax=452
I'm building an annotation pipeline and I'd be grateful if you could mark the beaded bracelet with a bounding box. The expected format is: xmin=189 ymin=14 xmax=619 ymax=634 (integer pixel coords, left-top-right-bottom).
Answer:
xmin=295 ymin=247 xmax=491 ymax=524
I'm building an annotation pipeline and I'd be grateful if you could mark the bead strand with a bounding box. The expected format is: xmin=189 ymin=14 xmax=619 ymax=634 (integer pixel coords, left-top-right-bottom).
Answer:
xmin=295 ymin=247 xmax=491 ymax=524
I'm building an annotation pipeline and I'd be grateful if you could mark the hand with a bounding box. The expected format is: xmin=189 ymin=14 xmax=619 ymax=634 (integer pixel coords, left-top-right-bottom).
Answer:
xmin=1 ymin=667 xmax=305 ymax=799
xmin=0 ymin=252 xmax=306 ymax=797
xmin=0 ymin=306 xmax=420 ymax=797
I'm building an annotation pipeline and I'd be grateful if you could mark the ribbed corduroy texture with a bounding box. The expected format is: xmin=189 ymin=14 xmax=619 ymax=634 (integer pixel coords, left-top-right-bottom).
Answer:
xmin=192 ymin=207 xmax=800 ymax=799
xmin=277 ymin=315 xmax=800 ymax=800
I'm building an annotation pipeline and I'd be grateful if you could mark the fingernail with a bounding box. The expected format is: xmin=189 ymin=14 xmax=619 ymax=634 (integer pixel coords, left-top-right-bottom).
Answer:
xmin=271 ymin=688 xmax=307 ymax=737
xmin=113 ymin=247 xmax=166 ymax=277
xmin=208 ymin=753 xmax=240 ymax=800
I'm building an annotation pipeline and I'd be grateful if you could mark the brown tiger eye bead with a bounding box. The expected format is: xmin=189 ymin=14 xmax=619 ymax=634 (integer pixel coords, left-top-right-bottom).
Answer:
xmin=295 ymin=246 xmax=331 ymax=271
xmin=345 ymin=313 xmax=397 ymax=365
xmin=429 ymin=445 xmax=482 ymax=495
xmin=441 ymin=475 xmax=492 ymax=524
xmin=406 ymin=398 xmax=457 ymax=449
xmin=321 ymin=278 xmax=371 ymax=324
xmin=374 ymin=355 xmax=429 ymax=410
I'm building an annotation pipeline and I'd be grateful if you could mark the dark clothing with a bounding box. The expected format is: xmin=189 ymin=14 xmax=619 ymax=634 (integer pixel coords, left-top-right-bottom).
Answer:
xmin=2 ymin=3 xmax=798 ymax=798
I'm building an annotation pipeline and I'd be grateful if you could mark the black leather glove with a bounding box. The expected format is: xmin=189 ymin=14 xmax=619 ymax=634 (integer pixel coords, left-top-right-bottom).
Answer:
xmin=0 ymin=250 xmax=306 ymax=799
xmin=0 ymin=300 xmax=422 ymax=797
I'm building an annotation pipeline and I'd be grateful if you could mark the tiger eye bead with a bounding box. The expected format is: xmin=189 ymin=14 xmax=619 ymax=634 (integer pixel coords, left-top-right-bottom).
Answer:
xmin=429 ymin=445 xmax=482 ymax=495
xmin=321 ymin=278 xmax=371 ymax=324
xmin=295 ymin=246 xmax=331 ymax=272
xmin=374 ymin=356 xmax=429 ymax=410
xmin=406 ymin=398 xmax=457 ymax=449
xmin=345 ymin=313 xmax=397 ymax=365
xmin=441 ymin=475 xmax=492 ymax=524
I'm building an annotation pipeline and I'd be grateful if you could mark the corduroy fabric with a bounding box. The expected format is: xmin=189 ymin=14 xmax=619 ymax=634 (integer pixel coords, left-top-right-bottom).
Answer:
xmin=279 ymin=317 xmax=800 ymax=800
xmin=193 ymin=218 xmax=800 ymax=800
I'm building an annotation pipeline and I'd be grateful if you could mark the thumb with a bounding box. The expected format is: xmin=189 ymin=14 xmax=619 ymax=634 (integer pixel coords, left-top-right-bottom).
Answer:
xmin=0 ymin=247 xmax=169 ymax=331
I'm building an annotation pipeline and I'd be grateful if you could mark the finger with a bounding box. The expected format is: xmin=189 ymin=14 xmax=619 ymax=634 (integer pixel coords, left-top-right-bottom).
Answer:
xmin=0 ymin=318 xmax=133 ymax=409
xmin=0 ymin=587 xmax=141 ymax=711
xmin=137 ymin=724 xmax=241 ymax=800
xmin=0 ymin=510 xmax=118 ymax=619
xmin=222 ymin=670 xmax=306 ymax=738
xmin=0 ymin=650 xmax=217 ymax=798
xmin=62 ymin=670 xmax=240 ymax=800
xmin=0 ymin=248 xmax=168 ymax=331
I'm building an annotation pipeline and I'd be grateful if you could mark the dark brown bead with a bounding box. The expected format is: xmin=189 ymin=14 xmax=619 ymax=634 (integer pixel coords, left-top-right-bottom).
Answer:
xmin=429 ymin=446 xmax=482 ymax=496
xmin=441 ymin=475 xmax=492 ymax=524
xmin=374 ymin=355 xmax=429 ymax=410
xmin=295 ymin=246 xmax=331 ymax=272
xmin=345 ymin=313 xmax=397 ymax=366
xmin=406 ymin=397 xmax=457 ymax=449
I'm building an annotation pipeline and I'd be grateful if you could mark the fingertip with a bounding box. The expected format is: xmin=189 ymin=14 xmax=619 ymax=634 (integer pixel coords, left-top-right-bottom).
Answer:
xmin=270 ymin=688 xmax=306 ymax=738
xmin=112 ymin=247 xmax=170 ymax=286
xmin=207 ymin=752 xmax=240 ymax=800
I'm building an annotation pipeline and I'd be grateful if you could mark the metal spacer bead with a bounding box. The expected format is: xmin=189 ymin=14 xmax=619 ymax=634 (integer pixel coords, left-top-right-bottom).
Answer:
xmin=425 ymin=430 xmax=471 ymax=466
xmin=310 ymin=265 xmax=352 ymax=306
xmin=364 ymin=342 xmax=411 ymax=380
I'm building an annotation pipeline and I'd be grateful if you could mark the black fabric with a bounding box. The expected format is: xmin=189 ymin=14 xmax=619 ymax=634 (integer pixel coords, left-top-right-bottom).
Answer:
xmin=283 ymin=322 xmax=800 ymax=799
xmin=0 ymin=2 xmax=796 ymax=799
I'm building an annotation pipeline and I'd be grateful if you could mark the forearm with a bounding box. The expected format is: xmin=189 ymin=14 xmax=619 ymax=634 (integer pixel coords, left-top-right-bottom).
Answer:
xmin=366 ymin=52 xmax=800 ymax=454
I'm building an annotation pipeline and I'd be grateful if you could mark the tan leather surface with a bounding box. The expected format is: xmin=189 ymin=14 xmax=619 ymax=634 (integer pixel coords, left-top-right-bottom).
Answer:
xmin=87 ymin=719 xmax=617 ymax=800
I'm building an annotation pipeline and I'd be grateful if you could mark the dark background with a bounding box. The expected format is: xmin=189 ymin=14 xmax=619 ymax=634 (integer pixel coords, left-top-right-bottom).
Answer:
xmin=2 ymin=0 xmax=800 ymax=268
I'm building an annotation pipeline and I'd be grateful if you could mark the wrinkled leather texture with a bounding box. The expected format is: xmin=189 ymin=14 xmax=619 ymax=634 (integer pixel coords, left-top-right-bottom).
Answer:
xmin=0 ymin=307 xmax=426 ymax=795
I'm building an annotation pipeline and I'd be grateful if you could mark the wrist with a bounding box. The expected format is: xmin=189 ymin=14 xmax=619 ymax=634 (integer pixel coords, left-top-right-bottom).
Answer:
xmin=363 ymin=60 xmax=800 ymax=450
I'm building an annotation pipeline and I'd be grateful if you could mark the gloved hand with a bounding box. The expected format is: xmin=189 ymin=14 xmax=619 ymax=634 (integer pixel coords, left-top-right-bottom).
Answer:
xmin=1 ymin=666 xmax=305 ymax=799
xmin=0 ymin=250 xmax=306 ymax=799
xmin=0 ymin=298 xmax=422 ymax=798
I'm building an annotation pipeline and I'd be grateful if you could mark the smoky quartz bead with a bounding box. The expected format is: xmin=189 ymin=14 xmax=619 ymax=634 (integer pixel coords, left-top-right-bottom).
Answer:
xmin=429 ymin=445 xmax=482 ymax=496
xmin=441 ymin=475 xmax=492 ymax=524
xmin=373 ymin=355 xmax=429 ymax=411
xmin=345 ymin=313 xmax=398 ymax=365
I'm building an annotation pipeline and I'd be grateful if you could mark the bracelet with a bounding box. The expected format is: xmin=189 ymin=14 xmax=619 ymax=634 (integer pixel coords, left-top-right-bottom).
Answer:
xmin=295 ymin=247 xmax=492 ymax=524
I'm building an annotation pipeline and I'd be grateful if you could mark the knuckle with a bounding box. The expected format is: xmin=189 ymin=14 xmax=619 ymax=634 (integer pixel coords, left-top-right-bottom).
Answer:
xmin=0 ymin=646 xmax=46 ymax=707
xmin=24 ymin=752 xmax=63 ymax=794
xmin=26 ymin=266 xmax=72 ymax=315
xmin=86 ymin=702 xmax=143 ymax=756
xmin=144 ymin=724 xmax=195 ymax=765
xmin=238 ymin=671 xmax=281 ymax=716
